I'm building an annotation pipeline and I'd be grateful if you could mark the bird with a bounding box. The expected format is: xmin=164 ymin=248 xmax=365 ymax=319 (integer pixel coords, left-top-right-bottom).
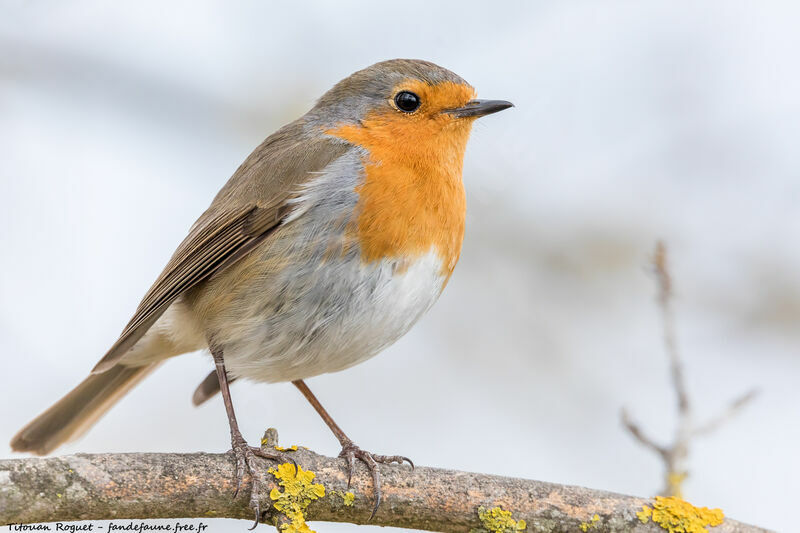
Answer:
xmin=10 ymin=58 xmax=512 ymax=523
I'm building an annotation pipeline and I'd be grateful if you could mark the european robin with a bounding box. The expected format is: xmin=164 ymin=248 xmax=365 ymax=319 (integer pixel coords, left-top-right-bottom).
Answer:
xmin=10 ymin=59 xmax=513 ymax=521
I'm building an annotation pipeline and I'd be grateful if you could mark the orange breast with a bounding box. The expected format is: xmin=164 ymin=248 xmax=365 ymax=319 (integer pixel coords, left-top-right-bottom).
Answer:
xmin=326 ymin=82 xmax=475 ymax=280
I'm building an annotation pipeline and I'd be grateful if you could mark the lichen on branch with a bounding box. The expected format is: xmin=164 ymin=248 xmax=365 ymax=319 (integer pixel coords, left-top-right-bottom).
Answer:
xmin=0 ymin=436 xmax=767 ymax=533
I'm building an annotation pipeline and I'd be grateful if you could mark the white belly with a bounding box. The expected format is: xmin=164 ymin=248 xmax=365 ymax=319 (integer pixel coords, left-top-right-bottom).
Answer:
xmin=220 ymin=249 xmax=447 ymax=383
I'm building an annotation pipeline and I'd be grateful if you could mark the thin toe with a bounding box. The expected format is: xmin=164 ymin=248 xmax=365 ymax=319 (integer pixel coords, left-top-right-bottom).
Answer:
xmin=229 ymin=438 xmax=273 ymax=529
xmin=247 ymin=507 xmax=260 ymax=530
xmin=338 ymin=444 xmax=412 ymax=520
xmin=365 ymin=457 xmax=381 ymax=519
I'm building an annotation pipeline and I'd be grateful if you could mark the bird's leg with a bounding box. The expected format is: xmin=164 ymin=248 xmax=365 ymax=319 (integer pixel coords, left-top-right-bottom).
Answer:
xmin=291 ymin=379 xmax=412 ymax=518
xmin=211 ymin=345 xmax=289 ymax=529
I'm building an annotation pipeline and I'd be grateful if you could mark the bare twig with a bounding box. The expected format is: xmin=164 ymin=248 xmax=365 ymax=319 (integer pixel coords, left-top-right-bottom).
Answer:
xmin=0 ymin=435 xmax=767 ymax=532
xmin=693 ymin=388 xmax=760 ymax=437
xmin=622 ymin=241 xmax=757 ymax=498
xmin=620 ymin=408 xmax=668 ymax=461
xmin=653 ymin=242 xmax=690 ymax=418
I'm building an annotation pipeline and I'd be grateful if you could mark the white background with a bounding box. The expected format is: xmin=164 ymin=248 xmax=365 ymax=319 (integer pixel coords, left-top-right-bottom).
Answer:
xmin=2 ymin=1 xmax=799 ymax=531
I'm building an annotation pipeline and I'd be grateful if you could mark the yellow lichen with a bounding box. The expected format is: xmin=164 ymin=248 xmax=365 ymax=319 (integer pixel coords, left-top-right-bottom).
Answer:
xmin=269 ymin=463 xmax=325 ymax=533
xmin=579 ymin=514 xmax=601 ymax=531
xmin=477 ymin=506 xmax=526 ymax=532
xmin=342 ymin=492 xmax=355 ymax=507
xmin=328 ymin=490 xmax=356 ymax=507
xmin=637 ymin=496 xmax=724 ymax=533
xmin=260 ymin=436 xmax=298 ymax=452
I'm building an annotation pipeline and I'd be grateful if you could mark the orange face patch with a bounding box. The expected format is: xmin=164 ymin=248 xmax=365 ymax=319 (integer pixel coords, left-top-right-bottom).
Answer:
xmin=326 ymin=80 xmax=478 ymax=280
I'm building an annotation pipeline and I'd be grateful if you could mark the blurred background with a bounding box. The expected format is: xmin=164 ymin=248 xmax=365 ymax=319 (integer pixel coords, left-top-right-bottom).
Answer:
xmin=2 ymin=1 xmax=799 ymax=531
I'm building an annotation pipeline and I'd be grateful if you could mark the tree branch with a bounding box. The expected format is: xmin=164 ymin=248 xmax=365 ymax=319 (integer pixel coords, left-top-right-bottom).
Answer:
xmin=622 ymin=241 xmax=757 ymax=498
xmin=0 ymin=441 xmax=767 ymax=532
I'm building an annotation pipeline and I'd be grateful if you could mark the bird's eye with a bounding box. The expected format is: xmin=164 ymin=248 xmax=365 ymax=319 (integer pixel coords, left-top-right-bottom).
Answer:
xmin=394 ymin=91 xmax=421 ymax=113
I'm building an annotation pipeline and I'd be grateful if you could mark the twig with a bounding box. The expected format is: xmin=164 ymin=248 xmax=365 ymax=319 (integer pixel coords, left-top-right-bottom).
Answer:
xmin=653 ymin=241 xmax=690 ymax=418
xmin=622 ymin=241 xmax=757 ymax=498
xmin=620 ymin=408 xmax=668 ymax=461
xmin=693 ymin=388 xmax=760 ymax=437
xmin=0 ymin=438 xmax=767 ymax=532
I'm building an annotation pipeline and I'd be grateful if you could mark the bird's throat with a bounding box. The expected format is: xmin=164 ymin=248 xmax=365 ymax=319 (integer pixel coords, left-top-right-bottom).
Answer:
xmin=326 ymin=114 xmax=471 ymax=280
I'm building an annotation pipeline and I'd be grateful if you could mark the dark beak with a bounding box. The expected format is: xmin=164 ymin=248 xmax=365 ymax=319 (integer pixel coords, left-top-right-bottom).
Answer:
xmin=446 ymin=99 xmax=514 ymax=118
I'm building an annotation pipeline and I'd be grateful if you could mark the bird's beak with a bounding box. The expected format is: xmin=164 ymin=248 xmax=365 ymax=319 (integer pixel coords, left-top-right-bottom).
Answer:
xmin=445 ymin=99 xmax=514 ymax=118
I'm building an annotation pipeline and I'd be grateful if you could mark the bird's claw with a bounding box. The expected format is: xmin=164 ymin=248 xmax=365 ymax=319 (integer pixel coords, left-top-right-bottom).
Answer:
xmin=338 ymin=442 xmax=412 ymax=520
xmin=228 ymin=436 xmax=291 ymax=530
xmin=253 ymin=446 xmax=298 ymax=475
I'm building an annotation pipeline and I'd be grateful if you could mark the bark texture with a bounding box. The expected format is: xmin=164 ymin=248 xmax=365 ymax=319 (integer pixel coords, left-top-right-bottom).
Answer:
xmin=0 ymin=445 xmax=768 ymax=532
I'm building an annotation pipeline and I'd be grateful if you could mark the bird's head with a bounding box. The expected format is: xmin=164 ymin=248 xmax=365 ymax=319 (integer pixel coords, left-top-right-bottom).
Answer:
xmin=310 ymin=59 xmax=512 ymax=164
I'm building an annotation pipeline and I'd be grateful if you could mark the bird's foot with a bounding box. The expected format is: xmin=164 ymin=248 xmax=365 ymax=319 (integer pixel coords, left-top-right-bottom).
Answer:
xmin=338 ymin=440 xmax=413 ymax=519
xmin=229 ymin=434 xmax=296 ymax=530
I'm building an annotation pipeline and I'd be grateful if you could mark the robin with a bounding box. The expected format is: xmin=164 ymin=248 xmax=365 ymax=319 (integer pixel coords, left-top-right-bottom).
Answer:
xmin=10 ymin=59 xmax=512 ymax=521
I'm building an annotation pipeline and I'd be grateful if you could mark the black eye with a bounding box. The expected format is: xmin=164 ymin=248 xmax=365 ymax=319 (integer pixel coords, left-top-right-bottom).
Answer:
xmin=394 ymin=91 xmax=421 ymax=113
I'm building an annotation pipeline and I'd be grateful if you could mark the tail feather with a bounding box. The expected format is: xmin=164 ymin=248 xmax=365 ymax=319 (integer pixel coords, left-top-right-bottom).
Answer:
xmin=192 ymin=370 xmax=235 ymax=406
xmin=10 ymin=363 xmax=158 ymax=456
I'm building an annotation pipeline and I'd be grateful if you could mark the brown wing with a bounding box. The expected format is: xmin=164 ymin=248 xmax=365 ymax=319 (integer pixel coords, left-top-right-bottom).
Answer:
xmin=91 ymin=119 xmax=349 ymax=374
xmin=91 ymin=204 xmax=286 ymax=373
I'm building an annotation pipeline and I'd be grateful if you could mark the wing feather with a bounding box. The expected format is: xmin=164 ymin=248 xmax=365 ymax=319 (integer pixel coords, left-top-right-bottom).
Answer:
xmin=90 ymin=122 xmax=349 ymax=374
xmin=91 ymin=205 xmax=284 ymax=373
